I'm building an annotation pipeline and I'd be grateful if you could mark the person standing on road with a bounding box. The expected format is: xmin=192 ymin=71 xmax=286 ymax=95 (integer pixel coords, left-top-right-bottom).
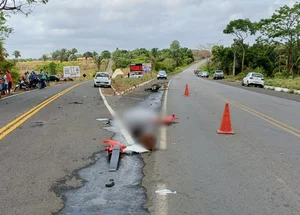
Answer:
xmin=40 ymin=70 xmax=46 ymax=89
xmin=6 ymin=70 xmax=13 ymax=95
xmin=3 ymin=72 xmax=8 ymax=95
xmin=0 ymin=71 xmax=3 ymax=99
xmin=45 ymin=72 xmax=50 ymax=86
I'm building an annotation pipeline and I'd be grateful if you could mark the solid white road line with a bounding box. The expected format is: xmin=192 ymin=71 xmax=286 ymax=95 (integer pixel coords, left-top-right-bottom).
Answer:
xmin=98 ymin=88 xmax=135 ymax=146
xmin=160 ymin=76 xmax=175 ymax=150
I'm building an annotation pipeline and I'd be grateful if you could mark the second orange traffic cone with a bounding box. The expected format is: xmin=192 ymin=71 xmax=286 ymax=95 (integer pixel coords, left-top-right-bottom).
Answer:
xmin=217 ymin=103 xmax=235 ymax=134
xmin=184 ymin=84 xmax=190 ymax=96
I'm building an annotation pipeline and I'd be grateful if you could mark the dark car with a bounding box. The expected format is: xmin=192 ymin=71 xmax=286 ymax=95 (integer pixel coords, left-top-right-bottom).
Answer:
xmin=49 ymin=75 xmax=60 ymax=82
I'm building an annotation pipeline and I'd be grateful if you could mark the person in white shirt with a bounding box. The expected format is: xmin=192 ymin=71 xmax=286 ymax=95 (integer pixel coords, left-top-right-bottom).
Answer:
xmin=3 ymin=73 xmax=8 ymax=94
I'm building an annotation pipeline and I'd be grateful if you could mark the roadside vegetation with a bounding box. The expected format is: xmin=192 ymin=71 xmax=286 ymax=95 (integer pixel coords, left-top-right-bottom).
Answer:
xmin=111 ymin=73 xmax=155 ymax=93
xmin=199 ymin=2 xmax=300 ymax=90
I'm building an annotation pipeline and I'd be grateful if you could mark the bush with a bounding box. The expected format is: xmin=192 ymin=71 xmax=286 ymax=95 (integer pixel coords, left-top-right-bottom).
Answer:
xmin=274 ymin=72 xmax=284 ymax=79
xmin=49 ymin=62 xmax=57 ymax=75
xmin=36 ymin=62 xmax=50 ymax=73
xmin=11 ymin=66 xmax=21 ymax=83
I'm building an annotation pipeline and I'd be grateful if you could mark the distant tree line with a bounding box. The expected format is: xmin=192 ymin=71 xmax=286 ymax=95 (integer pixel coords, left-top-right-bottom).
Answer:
xmin=206 ymin=2 xmax=300 ymax=79
xmin=111 ymin=40 xmax=194 ymax=72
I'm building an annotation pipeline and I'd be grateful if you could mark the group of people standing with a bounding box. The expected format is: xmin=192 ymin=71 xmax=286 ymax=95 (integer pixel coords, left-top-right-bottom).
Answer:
xmin=21 ymin=70 xmax=49 ymax=89
xmin=0 ymin=70 xmax=13 ymax=98
xmin=0 ymin=69 xmax=50 ymax=99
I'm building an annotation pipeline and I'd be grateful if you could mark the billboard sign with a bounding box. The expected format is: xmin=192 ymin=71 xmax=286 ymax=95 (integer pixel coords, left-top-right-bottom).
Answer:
xmin=63 ymin=66 xmax=80 ymax=78
xmin=130 ymin=63 xmax=152 ymax=72
xmin=130 ymin=64 xmax=143 ymax=72
xmin=142 ymin=63 xmax=152 ymax=72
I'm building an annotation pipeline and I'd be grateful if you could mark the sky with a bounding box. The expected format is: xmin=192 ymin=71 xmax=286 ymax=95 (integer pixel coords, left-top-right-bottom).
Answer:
xmin=4 ymin=0 xmax=297 ymax=59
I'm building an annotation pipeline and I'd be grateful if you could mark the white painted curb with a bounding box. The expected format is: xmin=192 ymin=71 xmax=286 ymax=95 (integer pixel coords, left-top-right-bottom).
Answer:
xmin=264 ymin=85 xmax=300 ymax=95
xmin=111 ymin=79 xmax=155 ymax=96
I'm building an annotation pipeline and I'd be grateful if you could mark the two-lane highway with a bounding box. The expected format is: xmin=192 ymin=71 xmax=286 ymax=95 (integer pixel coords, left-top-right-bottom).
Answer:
xmin=143 ymin=61 xmax=300 ymax=215
xmin=0 ymin=81 xmax=114 ymax=215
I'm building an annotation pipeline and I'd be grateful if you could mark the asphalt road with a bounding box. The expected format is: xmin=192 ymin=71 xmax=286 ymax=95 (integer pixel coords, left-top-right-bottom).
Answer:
xmin=210 ymin=78 xmax=300 ymax=103
xmin=0 ymin=78 xmax=166 ymax=215
xmin=0 ymin=81 xmax=114 ymax=215
xmin=143 ymin=61 xmax=300 ymax=215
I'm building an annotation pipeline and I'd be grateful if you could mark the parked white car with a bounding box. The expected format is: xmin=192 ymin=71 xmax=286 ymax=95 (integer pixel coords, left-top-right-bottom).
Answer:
xmin=94 ymin=72 xmax=111 ymax=87
xmin=129 ymin=72 xmax=144 ymax=78
xmin=242 ymin=72 xmax=264 ymax=88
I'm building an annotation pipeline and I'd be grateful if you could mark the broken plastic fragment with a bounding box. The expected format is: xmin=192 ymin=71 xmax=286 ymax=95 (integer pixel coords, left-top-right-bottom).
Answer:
xmin=123 ymin=144 xmax=149 ymax=154
xmin=96 ymin=118 xmax=109 ymax=121
xmin=155 ymin=189 xmax=176 ymax=195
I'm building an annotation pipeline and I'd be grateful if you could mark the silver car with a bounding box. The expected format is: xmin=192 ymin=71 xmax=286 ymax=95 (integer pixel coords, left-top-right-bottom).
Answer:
xmin=213 ymin=70 xmax=224 ymax=80
xmin=157 ymin=70 xmax=167 ymax=80
xmin=201 ymin=71 xmax=209 ymax=78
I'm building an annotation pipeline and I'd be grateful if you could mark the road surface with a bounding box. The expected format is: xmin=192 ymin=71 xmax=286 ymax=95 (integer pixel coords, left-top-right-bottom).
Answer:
xmin=0 ymin=82 xmax=115 ymax=215
xmin=0 ymin=78 xmax=164 ymax=215
xmin=144 ymin=61 xmax=300 ymax=215
xmin=1 ymin=62 xmax=300 ymax=215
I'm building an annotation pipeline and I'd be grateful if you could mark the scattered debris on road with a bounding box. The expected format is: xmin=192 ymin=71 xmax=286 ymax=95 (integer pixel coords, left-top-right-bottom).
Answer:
xmin=155 ymin=189 xmax=177 ymax=195
xmin=68 ymin=101 xmax=83 ymax=104
xmin=103 ymin=140 xmax=127 ymax=172
xmin=105 ymin=179 xmax=115 ymax=188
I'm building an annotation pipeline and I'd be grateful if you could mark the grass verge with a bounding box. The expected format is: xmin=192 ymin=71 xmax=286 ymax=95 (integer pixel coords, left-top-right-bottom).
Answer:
xmin=112 ymin=73 xmax=155 ymax=93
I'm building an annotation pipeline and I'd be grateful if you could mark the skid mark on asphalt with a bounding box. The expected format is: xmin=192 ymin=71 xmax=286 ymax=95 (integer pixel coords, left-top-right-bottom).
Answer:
xmin=200 ymin=87 xmax=300 ymax=138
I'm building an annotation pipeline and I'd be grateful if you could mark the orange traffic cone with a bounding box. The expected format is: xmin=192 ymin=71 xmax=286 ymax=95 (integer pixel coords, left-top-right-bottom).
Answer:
xmin=217 ymin=103 xmax=235 ymax=134
xmin=184 ymin=84 xmax=190 ymax=96
xmin=164 ymin=82 xmax=167 ymax=89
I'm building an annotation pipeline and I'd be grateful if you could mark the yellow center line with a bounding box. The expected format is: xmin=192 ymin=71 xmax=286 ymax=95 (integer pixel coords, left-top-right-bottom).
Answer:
xmin=200 ymin=87 xmax=300 ymax=138
xmin=0 ymin=82 xmax=84 ymax=140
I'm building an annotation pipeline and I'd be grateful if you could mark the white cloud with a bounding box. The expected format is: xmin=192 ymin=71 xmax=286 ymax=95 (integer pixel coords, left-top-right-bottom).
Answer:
xmin=3 ymin=0 xmax=296 ymax=58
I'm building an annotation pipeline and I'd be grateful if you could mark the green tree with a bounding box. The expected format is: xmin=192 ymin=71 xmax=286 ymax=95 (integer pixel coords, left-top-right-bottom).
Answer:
xmin=101 ymin=50 xmax=111 ymax=59
xmin=223 ymin=19 xmax=256 ymax=73
xmin=59 ymin=48 xmax=68 ymax=62
xmin=0 ymin=12 xmax=13 ymax=39
xmin=170 ymin=40 xmax=181 ymax=66
xmin=13 ymin=50 xmax=21 ymax=59
xmin=52 ymin=50 xmax=61 ymax=61
xmin=71 ymin=48 xmax=77 ymax=55
xmin=92 ymin=51 xmax=98 ymax=59
xmin=48 ymin=62 xmax=57 ymax=75
xmin=259 ymin=2 xmax=300 ymax=77
xmin=94 ymin=56 xmax=103 ymax=70
xmin=0 ymin=0 xmax=48 ymax=15
xmin=0 ymin=40 xmax=8 ymax=60
xmin=41 ymin=54 xmax=48 ymax=61
xmin=83 ymin=51 xmax=93 ymax=60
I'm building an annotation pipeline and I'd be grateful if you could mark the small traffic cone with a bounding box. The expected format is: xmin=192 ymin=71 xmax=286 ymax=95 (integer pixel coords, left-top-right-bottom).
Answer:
xmin=164 ymin=82 xmax=167 ymax=89
xmin=161 ymin=114 xmax=178 ymax=125
xmin=217 ymin=103 xmax=235 ymax=134
xmin=184 ymin=84 xmax=190 ymax=96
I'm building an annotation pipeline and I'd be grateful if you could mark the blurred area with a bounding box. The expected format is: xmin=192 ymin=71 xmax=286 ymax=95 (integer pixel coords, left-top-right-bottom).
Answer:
xmin=121 ymin=106 xmax=160 ymax=151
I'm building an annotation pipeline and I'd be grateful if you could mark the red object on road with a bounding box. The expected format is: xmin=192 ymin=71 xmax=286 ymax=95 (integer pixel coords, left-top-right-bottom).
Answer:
xmin=161 ymin=114 xmax=179 ymax=125
xmin=103 ymin=140 xmax=127 ymax=154
xmin=184 ymin=84 xmax=190 ymax=97
xmin=217 ymin=103 xmax=235 ymax=134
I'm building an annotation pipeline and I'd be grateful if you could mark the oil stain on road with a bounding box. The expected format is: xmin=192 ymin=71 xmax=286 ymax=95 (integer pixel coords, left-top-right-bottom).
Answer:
xmin=58 ymin=91 xmax=164 ymax=214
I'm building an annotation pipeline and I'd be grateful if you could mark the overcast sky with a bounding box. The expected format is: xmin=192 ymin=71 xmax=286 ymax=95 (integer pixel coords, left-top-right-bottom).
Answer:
xmin=4 ymin=0 xmax=296 ymax=58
